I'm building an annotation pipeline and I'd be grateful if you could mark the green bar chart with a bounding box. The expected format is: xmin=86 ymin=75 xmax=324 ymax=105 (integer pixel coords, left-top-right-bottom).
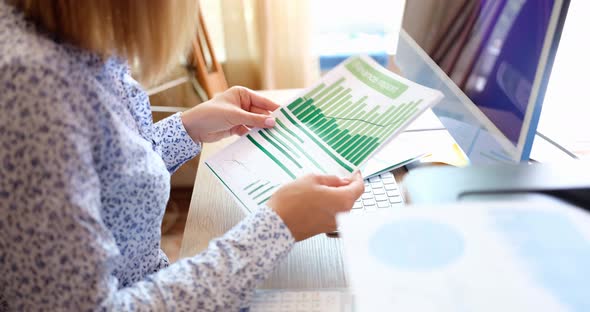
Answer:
xmin=205 ymin=55 xmax=443 ymax=212
xmin=285 ymin=78 xmax=421 ymax=166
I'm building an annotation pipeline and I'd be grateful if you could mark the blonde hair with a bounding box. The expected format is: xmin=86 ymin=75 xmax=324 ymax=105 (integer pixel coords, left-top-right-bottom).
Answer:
xmin=11 ymin=0 xmax=199 ymax=84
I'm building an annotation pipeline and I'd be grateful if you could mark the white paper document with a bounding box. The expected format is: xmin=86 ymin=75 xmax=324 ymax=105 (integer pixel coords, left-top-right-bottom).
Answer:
xmin=360 ymin=132 xmax=429 ymax=178
xmin=206 ymin=55 xmax=443 ymax=211
xmin=338 ymin=202 xmax=590 ymax=311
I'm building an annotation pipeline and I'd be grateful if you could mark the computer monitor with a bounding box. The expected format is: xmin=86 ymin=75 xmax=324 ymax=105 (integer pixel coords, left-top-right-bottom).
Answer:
xmin=396 ymin=0 xmax=570 ymax=164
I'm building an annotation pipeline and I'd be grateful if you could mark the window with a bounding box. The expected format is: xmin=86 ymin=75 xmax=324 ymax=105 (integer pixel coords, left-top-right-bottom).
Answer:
xmin=310 ymin=0 xmax=405 ymax=71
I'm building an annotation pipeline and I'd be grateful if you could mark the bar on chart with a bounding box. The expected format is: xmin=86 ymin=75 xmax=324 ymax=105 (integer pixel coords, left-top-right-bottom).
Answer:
xmin=285 ymin=77 xmax=421 ymax=166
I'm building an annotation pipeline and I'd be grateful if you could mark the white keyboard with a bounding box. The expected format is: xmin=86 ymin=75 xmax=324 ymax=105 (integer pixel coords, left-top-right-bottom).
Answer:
xmin=352 ymin=171 xmax=404 ymax=214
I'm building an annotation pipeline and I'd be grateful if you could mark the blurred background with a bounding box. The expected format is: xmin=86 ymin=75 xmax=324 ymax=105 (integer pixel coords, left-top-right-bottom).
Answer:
xmin=198 ymin=0 xmax=402 ymax=89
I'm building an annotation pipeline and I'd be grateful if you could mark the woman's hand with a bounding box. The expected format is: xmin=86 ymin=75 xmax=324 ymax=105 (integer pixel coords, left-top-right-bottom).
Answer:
xmin=268 ymin=171 xmax=365 ymax=242
xmin=180 ymin=86 xmax=280 ymax=143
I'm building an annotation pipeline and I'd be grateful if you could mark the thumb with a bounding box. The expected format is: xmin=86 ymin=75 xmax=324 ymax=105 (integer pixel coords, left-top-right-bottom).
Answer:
xmin=234 ymin=111 xmax=276 ymax=128
xmin=314 ymin=174 xmax=351 ymax=187
xmin=339 ymin=170 xmax=365 ymax=198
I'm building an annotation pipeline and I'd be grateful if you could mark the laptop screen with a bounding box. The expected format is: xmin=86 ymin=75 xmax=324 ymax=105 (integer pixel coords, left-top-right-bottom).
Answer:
xmin=399 ymin=0 xmax=565 ymax=160
xmin=416 ymin=0 xmax=557 ymax=146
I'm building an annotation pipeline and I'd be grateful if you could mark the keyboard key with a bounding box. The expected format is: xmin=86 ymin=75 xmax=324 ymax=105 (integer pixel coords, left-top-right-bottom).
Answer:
xmin=365 ymin=205 xmax=378 ymax=212
xmin=375 ymin=194 xmax=388 ymax=202
xmin=362 ymin=193 xmax=374 ymax=200
xmin=363 ymin=199 xmax=376 ymax=206
xmin=382 ymin=178 xmax=396 ymax=185
xmin=389 ymin=196 xmax=402 ymax=204
xmin=377 ymin=201 xmax=391 ymax=208
xmin=384 ymin=184 xmax=398 ymax=191
xmin=387 ymin=191 xmax=400 ymax=197
xmin=368 ymin=177 xmax=381 ymax=183
xmin=380 ymin=172 xmax=394 ymax=178
xmin=371 ymin=182 xmax=384 ymax=189
xmin=352 ymin=201 xmax=363 ymax=209
xmin=373 ymin=188 xmax=385 ymax=195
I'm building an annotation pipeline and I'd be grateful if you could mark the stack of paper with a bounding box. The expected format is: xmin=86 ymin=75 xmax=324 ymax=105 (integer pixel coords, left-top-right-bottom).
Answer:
xmin=207 ymin=55 xmax=443 ymax=211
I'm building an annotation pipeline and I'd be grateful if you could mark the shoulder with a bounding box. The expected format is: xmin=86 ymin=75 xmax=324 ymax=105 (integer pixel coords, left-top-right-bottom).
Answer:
xmin=0 ymin=8 xmax=103 ymax=74
xmin=0 ymin=2 xmax=88 ymax=74
xmin=0 ymin=0 xmax=107 ymax=106
xmin=0 ymin=2 xmax=108 ymax=134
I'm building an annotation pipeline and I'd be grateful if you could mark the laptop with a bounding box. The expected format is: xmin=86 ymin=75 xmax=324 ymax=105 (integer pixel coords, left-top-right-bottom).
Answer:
xmin=354 ymin=0 xmax=569 ymax=214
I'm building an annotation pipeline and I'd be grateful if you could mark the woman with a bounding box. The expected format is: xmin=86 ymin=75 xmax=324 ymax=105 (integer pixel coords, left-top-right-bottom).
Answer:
xmin=0 ymin=0 xmax=364 ymax=310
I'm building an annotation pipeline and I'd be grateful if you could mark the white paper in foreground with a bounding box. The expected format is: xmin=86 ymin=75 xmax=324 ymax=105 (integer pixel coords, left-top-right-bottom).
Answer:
xmin=338 ymin=201 xmax=590 ymax=311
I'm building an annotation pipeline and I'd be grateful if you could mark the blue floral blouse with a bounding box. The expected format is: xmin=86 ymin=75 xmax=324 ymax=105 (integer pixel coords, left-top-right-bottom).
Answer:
xmin=0 ymin=2 xmax=294 ymax=311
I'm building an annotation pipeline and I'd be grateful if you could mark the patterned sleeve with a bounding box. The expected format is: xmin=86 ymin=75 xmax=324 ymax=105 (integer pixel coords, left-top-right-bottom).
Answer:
xmin=152 ymin=112 xmax=202 ymax=173
xmin=0 ymin=60 xmax=295 ymax=311
xmin=106 ymin=206 xmax=295 ymax=311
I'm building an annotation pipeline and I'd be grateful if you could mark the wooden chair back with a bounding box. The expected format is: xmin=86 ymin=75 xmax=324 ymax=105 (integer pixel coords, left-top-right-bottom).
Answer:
xmin=190 ymin=10 xmax=228 ymax=99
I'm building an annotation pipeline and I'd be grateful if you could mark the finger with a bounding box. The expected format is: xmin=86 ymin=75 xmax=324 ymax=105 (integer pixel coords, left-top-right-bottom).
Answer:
xmin=251 ymin=106 xmax=272 ymax=115
xmin=342 ymin=170 xmax=365 ymax=198
xmin=230 ymin=125 xmax=250 ymax=136
xmin=325 ymin=219 xmax=338 ymax=233
xmin=314 ymin=174 xmax=352 ymax=187
xmin=331 ymin=170 xmax=364 ymax=200
xmin=244 ymin=88 xmax=281 ymax=112
xmin=230 ymin=110 xmax=276 ymax=129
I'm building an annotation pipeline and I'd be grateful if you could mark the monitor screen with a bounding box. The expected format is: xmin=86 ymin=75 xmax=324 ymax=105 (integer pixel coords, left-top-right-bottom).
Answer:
xmin=409 ymin=0 xmax=556 ymax=146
